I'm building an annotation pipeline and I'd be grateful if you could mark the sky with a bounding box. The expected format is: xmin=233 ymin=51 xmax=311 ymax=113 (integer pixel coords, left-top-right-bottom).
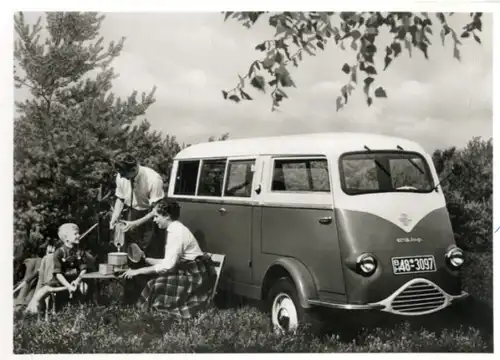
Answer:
xmin=14 ymin=11 xmax=493 ymax=153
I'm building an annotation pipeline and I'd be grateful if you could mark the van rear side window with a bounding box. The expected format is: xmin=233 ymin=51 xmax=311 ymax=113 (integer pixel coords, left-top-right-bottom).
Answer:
xmin=225 ymin=159 xmax=255 ymax=197
xmin=174 ymin=160 xmax=200 ymax=195
xmin=198 ymin=159 xmax=227 ymax=197
xmin=272 ymin=158 xmax=330 ymax=192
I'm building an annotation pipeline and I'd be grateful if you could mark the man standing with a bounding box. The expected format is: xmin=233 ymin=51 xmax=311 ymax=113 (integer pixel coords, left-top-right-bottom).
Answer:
xmin=110 ymin=152 xmax=166 ymax=257
xmin=109 ymin=153 xmax=166 ymax=304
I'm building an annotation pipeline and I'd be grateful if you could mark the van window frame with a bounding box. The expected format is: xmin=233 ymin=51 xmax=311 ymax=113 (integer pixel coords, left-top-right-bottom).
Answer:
xmin=195 ymin=158 xmax=228 ymax=197
xmin=222 ymin=158 xmax=256 ymax=199
xmin=269 ymin=155 xmax=331 ymax=194
xmin=338 ymin=150 xmax=436 ymax=196
xmin=173 ymin=159 xmax=201 ymax=196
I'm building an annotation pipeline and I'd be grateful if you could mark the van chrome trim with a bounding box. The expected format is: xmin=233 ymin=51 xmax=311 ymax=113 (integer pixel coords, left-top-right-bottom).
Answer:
xmin=307 ymin=299 xmax=384 ymax=310
xmin=308 ymin=278 xmax=468 ymax=315
xmin=376 ymin=278 xmax=468 ymax=316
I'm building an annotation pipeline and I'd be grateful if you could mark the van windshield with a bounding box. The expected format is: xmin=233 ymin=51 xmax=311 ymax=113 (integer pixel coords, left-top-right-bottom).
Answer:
xmin=339 ymin=151 xmax=435 ymax=195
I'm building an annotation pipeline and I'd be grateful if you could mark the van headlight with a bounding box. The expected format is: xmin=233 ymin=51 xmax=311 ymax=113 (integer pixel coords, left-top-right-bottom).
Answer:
xmin=356 ymin=253 xmax=377 ymax=276
xmin=445 ymin=246 xmax=464 ymax=268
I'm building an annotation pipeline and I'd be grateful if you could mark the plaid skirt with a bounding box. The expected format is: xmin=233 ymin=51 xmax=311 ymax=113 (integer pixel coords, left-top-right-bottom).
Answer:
xmin=137 ymin=255 xmax=217 ymax=319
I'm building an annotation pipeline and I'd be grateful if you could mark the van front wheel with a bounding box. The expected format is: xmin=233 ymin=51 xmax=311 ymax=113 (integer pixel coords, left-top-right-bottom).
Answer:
xmin=267 ymin=277 xmax=310 ymax=334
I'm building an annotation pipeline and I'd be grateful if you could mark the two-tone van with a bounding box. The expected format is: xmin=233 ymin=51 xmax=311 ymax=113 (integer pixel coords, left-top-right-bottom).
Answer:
xmin=167 ymin=132 xmax=468 ymax=333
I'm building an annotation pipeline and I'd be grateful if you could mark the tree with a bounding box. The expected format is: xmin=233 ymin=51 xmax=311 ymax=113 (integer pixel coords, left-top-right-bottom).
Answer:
xmin=221 ymin=12 xmax=484 ymax=111
xmin=14 ymin=12 xmax=181 ymax=258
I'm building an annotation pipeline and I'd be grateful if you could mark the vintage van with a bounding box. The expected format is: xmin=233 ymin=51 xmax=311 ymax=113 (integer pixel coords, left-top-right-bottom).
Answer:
xmin=167 ymin=132 xmax=468 ymax=332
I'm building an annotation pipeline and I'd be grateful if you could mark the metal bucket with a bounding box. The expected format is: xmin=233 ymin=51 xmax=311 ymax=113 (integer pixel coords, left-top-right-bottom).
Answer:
xmin=107 ymin=252 xmax=128 ymax=266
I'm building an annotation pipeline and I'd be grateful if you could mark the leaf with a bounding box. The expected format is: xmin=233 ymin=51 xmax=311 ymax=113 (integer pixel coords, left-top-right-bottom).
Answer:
xmin=374 ymin=86 xmax=387 ymax=98
xmin=342 ymin=63 xmax=351 ymax=74
xmin=224 ymin=12 xmax=234 ymax=21
xmin=228 ymin=95 xmax=240 ymax=103
xmin=364 ymin=44 xmax=377 ymax=54
xmin=350 ymin=30 xmax=361 ymax=40
xmin=340 ymin=41 xmax=345 ymax=51
xmin=367 ymin=97 xmax=373 ymax=106
xmin=384 ymin=55 xmax=392 ymax=70
xmin=350 ymin=40 xmax=358 ymax=51
xmin=425 ymin=26 xmax=433 ymax=35
xmin=275 ymin=51 xmax=283 ymax=64
xmin=341 ymin=85 xmax=348 ymax=103
xmin=222 ymin=90 xmax=228 ymax=99
xmin=317 ymin=41 xmax=324 ymax=50
xmin=275 ymin=24 xmax=286 ymax=37
xmin=453 ymin=46 xmax=461 ymax=61
xmin=365 ymin=66 xmax=377 ymax=75
xmin=390 ymin=42 xmax=402 ymax=57
xmin=473 ymin=34 xmax=481 ymax=44
xmin=405 ymin=39 xmax=412 ymax=57
xmin=437 ymin=12 xmax=446 ymax=24
xmin=351 ymin=65 xmax=357 ymax=83
xmin=255 ymin=42 xmax=266 ymax=51
xmin=419 ymin=42 xmax=428 ymax=59
xmin=280 ymin=72 xmax=295 ymax=88
xmin=440 ymin=29 xmax=446 ymax=46
xmin=240 ymin=90 xmax=253 ymax=100
xmin=304 ymin=46 xmax=316 ymax=56
xmin=277 ymin=88 xmax=288 ymax=98
xmin=363 ymin=76 xmax=374 ymax=96
xmin=262 ymin=57 xmax=274 ymax=69
xmin=238 ymin=74 xmax=245 ymax=88
xmin=336 ymin=96 xmax=343 ymax=112
xmin=460 ymin=31 xmax=470 ymax=38
xmin=250 ymin=75 xmax=266 ymax=92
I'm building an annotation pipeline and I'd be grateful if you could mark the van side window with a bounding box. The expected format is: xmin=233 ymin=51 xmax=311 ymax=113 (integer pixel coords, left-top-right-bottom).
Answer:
xmin=224 ymin=160 xmax=255 ymax=197
xmin=174 ymin=160 xmax=200 ymax=195
xmin=198 ymin=159 xmax=227 ymax=197
xmin=272 ymin=158 xmax=330 ymax=192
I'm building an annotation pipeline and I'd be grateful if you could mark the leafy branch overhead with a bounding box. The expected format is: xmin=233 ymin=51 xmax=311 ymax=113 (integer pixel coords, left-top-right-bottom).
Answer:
xmin=221 ymin=12 xmax=483 ymax=111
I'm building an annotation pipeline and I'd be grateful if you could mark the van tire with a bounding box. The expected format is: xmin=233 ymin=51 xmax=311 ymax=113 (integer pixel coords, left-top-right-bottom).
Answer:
xmin=267 ymin=277 xmax=325 ymax=335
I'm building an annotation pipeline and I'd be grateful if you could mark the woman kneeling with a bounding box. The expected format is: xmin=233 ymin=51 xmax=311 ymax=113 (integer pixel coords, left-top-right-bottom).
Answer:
xmin=121 ymin=201 xmax=216 ymax=319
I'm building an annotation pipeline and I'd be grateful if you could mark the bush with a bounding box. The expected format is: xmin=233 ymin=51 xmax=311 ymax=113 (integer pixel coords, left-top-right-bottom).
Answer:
xmin=462 ymin=252 xmax=493 ymax=306
xmin=432 ymin=137 xmax=493 ymax=251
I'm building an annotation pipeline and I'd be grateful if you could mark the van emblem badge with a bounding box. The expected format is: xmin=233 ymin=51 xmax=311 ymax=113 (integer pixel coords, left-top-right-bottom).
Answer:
xmin=397 ymin=237 xmax=423 ymax=243
xmin=399 ymin=213 xmax=412 ymax=226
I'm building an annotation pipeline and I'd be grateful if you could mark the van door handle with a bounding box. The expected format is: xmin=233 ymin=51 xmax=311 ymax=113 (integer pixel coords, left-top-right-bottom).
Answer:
xmin=218 ymin=207 xmax=227 ymax=215
xmin=318 ymin=216 xmax=332 ymax=225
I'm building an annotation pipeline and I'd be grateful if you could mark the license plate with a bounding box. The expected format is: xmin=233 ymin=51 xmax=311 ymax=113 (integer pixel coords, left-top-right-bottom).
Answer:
xmin=391 ymin=255 xmax=436 ymax=275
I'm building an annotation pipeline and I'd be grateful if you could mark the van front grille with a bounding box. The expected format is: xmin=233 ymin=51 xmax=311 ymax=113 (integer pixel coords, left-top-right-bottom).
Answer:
xmin=391 ymin=281 xmax=446 ymax=314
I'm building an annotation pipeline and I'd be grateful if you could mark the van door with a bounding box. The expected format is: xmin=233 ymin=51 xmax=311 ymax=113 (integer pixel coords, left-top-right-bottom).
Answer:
xmin=216 ymin=158 xmax=256 ymax=285
xmin=259 ymin=156 xmax=345 ymax=295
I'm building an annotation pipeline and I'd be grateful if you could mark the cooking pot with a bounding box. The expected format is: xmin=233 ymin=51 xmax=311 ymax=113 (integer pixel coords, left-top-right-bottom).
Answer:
xmin=108 ymin=252 xmax=128 ymax=266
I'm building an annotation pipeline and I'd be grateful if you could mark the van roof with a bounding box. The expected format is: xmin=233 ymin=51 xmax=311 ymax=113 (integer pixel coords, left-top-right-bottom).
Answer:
xmin=175 ymin=132 xmax=427 ymax=160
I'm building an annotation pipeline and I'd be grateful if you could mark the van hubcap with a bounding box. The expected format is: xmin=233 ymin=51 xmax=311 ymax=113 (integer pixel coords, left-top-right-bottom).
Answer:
xmin=272 ymin=293 xmax=298 ymax=333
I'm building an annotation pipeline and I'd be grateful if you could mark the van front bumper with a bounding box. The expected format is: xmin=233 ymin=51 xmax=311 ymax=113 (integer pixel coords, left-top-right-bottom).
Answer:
xmin=308 ymin=278 xmax=469 ymax=316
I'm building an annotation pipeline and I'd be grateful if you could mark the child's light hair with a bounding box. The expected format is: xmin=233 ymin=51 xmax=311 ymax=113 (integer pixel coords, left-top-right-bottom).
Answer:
xmin=58 ymin=223 xmax=79 ymax=241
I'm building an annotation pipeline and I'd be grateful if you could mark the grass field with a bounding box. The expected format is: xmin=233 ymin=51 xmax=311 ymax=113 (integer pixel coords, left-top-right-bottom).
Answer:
xmin=13 ymin=252 xmax=493 ymax=353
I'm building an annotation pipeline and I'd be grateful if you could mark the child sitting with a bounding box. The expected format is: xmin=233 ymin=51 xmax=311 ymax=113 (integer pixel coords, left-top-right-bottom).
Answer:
xmin=25 ymin=223 xmax=88 ymax=314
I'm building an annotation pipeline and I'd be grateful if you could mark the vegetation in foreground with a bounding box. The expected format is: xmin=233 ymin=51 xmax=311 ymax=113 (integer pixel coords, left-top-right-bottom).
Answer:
xmin=13 ymin=252 xmax=493 ymax=353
